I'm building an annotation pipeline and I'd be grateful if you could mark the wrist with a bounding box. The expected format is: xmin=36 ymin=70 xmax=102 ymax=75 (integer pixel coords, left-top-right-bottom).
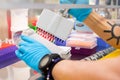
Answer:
xmin=84 ymin=11 xmax=120 ymax=49
xmin=38 ymin=54 xmax=63 ymax=80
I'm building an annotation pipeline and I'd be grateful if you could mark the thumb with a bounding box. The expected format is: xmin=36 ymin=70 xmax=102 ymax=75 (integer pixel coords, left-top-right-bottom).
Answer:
xmin=15 ymin=50 xmax=23 ymax=59
xmin=21 ymin=35 xmax=37 ymax=43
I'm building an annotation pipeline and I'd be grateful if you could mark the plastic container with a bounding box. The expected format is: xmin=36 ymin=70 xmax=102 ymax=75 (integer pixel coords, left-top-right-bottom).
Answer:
xmin=0 ymin=67 xmax=9 ymax=80
xmin=67 ymin=31 xmax=97 ymax=60
xmin=11 ymin=61 xmax=31 ymax=80
xmin=12 ymin=31 xmax=23 ymax=46
xmin=13 ymin=28 xmax=71 ymax=59
xmin=70 ymin=47 xmax=97 ymax=60
xmin=0 ymin=61 xmax=31 ymax=80
xmin=11 ymin=9 xmax=29 ymax=32
xmin=66 ymin=38 xmax=97 ymax=49
xmin=66 ymin=31 xmax=97 ymax=49
xmin=69 ymin=32 xmax=96 ymax=39
xmin=0 ymin=45 xmax=19 ymax=69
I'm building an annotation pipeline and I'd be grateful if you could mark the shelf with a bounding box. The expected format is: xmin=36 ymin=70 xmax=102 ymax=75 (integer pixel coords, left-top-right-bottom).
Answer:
xmin=0 ymin=3 xmax=120 ymax=9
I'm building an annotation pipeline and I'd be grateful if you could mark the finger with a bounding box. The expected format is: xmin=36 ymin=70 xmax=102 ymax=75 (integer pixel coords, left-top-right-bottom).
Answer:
xmin=15 ymin=50 xmax=23 ymax=59
xmin=21 ymin=35 xmax=37 ymax=43
xmin=19 ymin=41 xmax=29 ymax=47
xmin=18 ymin=46 xmax=27 ymax=54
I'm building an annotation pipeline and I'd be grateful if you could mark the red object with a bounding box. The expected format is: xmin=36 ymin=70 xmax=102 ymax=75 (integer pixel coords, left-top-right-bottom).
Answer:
xmin=7 ymin=10 xmax=12 ymax=39
xmin=32 ymin=20 xmax=37 ymax=26
xmin=0 ymin=43 xmax=14 ymax=49
xmin=33 ymin=70 xmax=38 ymax=74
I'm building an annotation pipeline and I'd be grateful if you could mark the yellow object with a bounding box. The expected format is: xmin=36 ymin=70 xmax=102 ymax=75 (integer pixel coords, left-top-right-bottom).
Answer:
xmin=100 ymin=49 xmax=120 ymax=60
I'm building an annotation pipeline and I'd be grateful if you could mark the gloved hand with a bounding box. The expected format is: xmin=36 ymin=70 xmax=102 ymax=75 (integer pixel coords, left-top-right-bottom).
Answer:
xmin=15 ymin=35 xmax=51 ymax=72
xmin=60 ymin=0 xmax=92 ymax=22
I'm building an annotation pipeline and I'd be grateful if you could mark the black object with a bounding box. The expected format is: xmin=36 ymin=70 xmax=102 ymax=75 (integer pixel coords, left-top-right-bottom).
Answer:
xmin=39 ymin=54 xmax=62 ymax=80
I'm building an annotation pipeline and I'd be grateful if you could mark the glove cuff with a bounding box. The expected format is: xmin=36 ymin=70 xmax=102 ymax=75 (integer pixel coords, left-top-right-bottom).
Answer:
xmin=68 ymin=8 xmax=92 ymax=22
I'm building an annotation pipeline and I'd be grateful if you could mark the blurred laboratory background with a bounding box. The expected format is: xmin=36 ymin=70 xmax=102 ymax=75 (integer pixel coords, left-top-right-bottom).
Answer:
xmin=0 ymin=0 xmax=120 ymax=80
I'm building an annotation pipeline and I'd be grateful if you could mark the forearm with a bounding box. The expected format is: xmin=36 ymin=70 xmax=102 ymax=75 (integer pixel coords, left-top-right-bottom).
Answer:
xmin=52 ymin=57 xmax=120 ymax=80
xmin=84 ymin=11 xmax=120 ymax=49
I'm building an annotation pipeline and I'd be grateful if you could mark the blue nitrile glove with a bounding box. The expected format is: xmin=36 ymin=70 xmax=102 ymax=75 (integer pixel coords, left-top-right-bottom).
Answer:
xmin=60 ymin=0 xmax=92 ymax=22
xmin=15 ymin=35 xmax=51 ymax=73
